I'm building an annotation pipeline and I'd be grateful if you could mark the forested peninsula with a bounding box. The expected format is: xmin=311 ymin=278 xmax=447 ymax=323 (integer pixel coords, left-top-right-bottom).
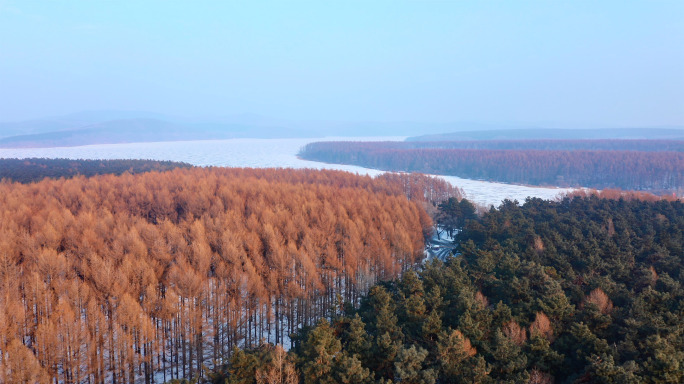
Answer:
xmin=299 ymin=140 xmax=684 ymax=193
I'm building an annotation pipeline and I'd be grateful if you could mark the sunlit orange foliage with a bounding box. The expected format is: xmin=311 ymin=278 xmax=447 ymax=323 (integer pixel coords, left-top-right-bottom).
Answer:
xmin=649 ymin=266 xmax=658 ymax=282
xmin=529 ymin=312 xmax=553 ymax=341
xmin=584 ymin=288 xmax=614 ymax=315
xmin=0 ymin=167 xmax=433 ymax=383
xmin=375 ymin=172 xmax=463 ymax=204
xmin=503 ymin=320 xmax=527 ymax=346
xmin=533 ymin=236 xmax=545 ymax=253
xmin=475 ymin=291 xmax=489 ymax=310
xmin=438 ymin=329 xmax=477 ymax=361
xmin=529 ymin=369 xmax=554 ymax=384
xmin=255 ymin=345 xmax=298 ymax=384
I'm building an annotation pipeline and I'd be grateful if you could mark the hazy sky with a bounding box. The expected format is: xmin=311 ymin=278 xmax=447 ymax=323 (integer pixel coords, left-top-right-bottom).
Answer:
xmin=1 ymin=1 xmax=682 ymax=126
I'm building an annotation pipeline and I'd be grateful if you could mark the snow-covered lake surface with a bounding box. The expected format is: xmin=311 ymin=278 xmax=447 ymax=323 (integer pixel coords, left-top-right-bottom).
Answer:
xmin=0 ymin=137 xmax=575 ymax=207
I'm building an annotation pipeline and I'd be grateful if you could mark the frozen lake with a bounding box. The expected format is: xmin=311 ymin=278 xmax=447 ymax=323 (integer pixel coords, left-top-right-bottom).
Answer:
xmin=0 ymin=137 xmax=574 ymax=207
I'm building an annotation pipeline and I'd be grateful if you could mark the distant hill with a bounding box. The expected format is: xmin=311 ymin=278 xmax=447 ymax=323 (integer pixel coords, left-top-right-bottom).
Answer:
xmin=0 ymin=110 xmax=177 ymax=139
xmin=0 ymin=118 xmax=317 ymax=148
xmin=407 ymin=127 xmax=684 ymax=141
xmin=4 ymin=111 xmax=683 ymax=148
xmin=0 ymin=119 xmax=88 ymax=138
xmin=0 ymin=114 xmax=524 ymax=145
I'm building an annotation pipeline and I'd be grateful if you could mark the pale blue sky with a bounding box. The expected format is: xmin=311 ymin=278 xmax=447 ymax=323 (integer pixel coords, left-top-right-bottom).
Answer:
xmin=0 ymin=1 xmax=682 ymax=126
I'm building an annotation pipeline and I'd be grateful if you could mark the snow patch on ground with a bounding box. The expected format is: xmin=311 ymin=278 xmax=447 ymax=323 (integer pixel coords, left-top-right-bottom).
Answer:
xmin=424 ymin=226 xmax=459 ymax=262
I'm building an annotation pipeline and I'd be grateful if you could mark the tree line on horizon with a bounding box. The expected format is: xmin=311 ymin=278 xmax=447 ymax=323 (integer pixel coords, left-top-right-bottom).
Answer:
xmin=299 ymin=141 xmax=684 ymax=193
xmin=0 ymin=167 xmax=463 ymax=384
xmin=347 ymin=139 xmax=684 ymax=152
xmin=0 ymin=158 xmax=192 ymax=183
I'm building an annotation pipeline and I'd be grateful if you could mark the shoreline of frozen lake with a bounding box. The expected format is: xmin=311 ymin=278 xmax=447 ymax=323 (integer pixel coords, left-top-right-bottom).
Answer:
xmin=0 ymin=137 xmax=575 ymax=207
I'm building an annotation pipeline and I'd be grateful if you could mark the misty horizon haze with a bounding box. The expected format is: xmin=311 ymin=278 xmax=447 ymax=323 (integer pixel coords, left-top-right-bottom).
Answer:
xmin=1 ymin=1 xmax=682 ymax=128
xmin=2 ymin=109 xmax=682 ymax=149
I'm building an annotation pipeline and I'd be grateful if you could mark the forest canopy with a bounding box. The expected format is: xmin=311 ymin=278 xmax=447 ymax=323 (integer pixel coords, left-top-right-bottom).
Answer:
xmin=0 ymin=168 xmax=460 ymax=384
xmin=298 ymin=140 xmax=684 ymax=193
xmin=211 ymin=195 xmax=683 ymax=384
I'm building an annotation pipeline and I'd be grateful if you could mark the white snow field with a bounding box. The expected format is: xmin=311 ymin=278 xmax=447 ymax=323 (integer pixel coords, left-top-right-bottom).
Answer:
xmin=0 ymin=137 xmax=574 ymax=207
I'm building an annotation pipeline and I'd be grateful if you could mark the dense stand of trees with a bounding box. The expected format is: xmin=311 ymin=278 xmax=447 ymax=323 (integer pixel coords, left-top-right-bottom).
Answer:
xmin=357 ymin=140 xmax=684 ymax=152
xmin=0 ymin=168 xmax=462 ymax=384
xmin=208 ymin=195 xmax=683 ymax=383
xmin=0 ymin=158 xmax=191 ymax=183
xmin=299 ymin=141 xmax=684 ymax=192
xmin=407 ymin=129 xmax=684 ymax=142
xmin=564 ymin=188 xmax=681 ymax=202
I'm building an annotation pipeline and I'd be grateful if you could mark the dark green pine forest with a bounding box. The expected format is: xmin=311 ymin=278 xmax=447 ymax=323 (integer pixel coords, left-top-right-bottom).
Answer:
xmin=195 ymin=195 xmax=683 ymax=384
xmin=0 ymin=158 xmax=191 ymax=183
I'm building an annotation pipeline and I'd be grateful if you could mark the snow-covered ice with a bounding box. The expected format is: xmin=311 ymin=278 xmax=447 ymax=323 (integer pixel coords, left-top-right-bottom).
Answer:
xmin=0 ymin=137 xmax=575 ymax=207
